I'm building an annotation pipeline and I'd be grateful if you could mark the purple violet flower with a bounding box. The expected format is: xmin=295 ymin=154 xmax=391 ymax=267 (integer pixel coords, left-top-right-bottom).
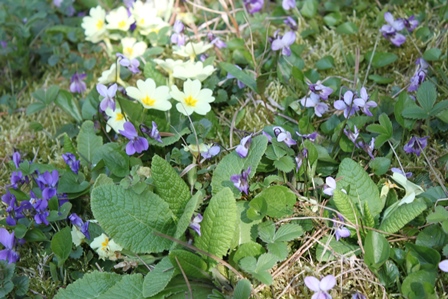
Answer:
xmin=391 ymin=167 xmax=412 ymax=178
xmin=189 ymin=214 xmax=203 ymax=236
xmin=32 ymin=198 xmax=50 ymax=226
xmin=236 ymin=135 xmax=252 ymax=158
xmin=304 ymin=275 xmax=336 ymax=299
xmin=309 ymin=82 xmax=333 ymax=101
xmin=282 ymin=0 xmax=296 ymax=10
xmin=119 ymin=121 xmax=149 ymax=155
xmin=70 ymin=73 xmax=87 ymax=94
xmin=335 ymin=226 xmax=351 ymax=241
xmin=284 ymin=16 xmax=298 ymax=30
xmin=62 ymin=153 xmax=80 ymax=174
xmin=200 ymin=144 xmax=220 ymax=162
xmin=10 ymin=171 xmax=25 ymax=189
xmin=230 ymin=167 xmax=251 ymax=195
xmin=208 ymin=33 xmax=227 ymax=49
xmin=300 ymin=92 xmax=329 ymax=117
xmin=171 ymin=20 xmax=186 ymax=46
xmin=296 ymin=131 xmax=318 ymax=142
xmin=244 ymin=0 xmax=264 ymax=14
xmin=117 ymin=53 xmax=140 ymax=74
xmin=334 ymin=90 xmax=359 ymax=118
xmin=274 ymin=126 xmax=297 ymax=147
xmin=69 ymin=213 xmax=83 ymax=227
xmin=358 ymin=137 xmax=375 ymax=159
xmin=344 ymin=125 xmax=359 ymax=146
xmin=123 ymin=0 xmax=135 ymax=9
xmin=97 ymin=83 xmax=117 ymax=112
xmin=403 ymin=136 xmax=428 ymax=156
xmin=0 ymin=228 xmax=20 ymax=263
xmin=352 ymin=292 xmax=367 ymax=299
xmin=323 ymin=177 xmax=336 ymax=196
xmin=439 ymin=259 xmax=448 ymax=272
xmin=12 ymin=152 xmax=21 ymax=168
xmin=353 ymin=87 xmax=377 ymax=117
xmin=35 ymin=170 xmax=59 ymax=200
xmin=380 ymin=12 xmax=406 ymax=47
xmin=271 ymin=31 xmax=295 ymax=56
xmin=408 ymin=58 xmax=428 ymax=92
xmin=140 ymin=122 xmax=162 ymax=143
xmin=402 ymin=15 xmax=419 ymax=32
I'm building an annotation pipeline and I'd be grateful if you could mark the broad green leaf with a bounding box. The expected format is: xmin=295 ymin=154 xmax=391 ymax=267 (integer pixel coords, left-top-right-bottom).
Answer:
xmin=26 ymin=102 xmax=46 ymax=115
xmin=24 ymin=228 xmax=48 ymax=242
xmin=233 ymin=279 xmax=252 ymax=299
xmin=230 ymin=201 xmax=262 ymax=248
xmin=250 ymin=186 xmax=296 ymax=219
xmin=323 ymin=12 xmax=342 ymax=26
xmin=51 ymin=227 xmax=72 ymax=266
xmin=416 ymin=225 xmax=448 ymax=250
xmin=368 ymin=74 xmax=394 ymax=84
xmin=337 ymin=158 xmax=383 ymax=216
xmin=11 ymin=275 xmax=29 ymax=297
xmin=273 ymin=155 xmax=295 ymax=173
xmin=426 ymin=206 xmax=448 ymax=223
xmin=274 ymin=224 xmax=303 ymax=242
xmin=54 ymin=272 xmax=122 ymax=299
xmin=91 ymin=185 xmax=177 ymax=253
xmin=336 ymin=22 xmax=358 ymax=35
xmin=267 ymin=242 xmax=288 ymax=261
xmin=406 ymin=243 xmax=440 ymax=271
xmin=423 ymin=48 xmax=441 ymax=61
xmin=300 ymin=0 xmax=317 ymax=18
xmin=315 ymin=55 xmax=334 ymax=70
xmin=151 ymin=155 xmax=190 ymax=220
xmin=32 ymin=85 xmax=60 ymax=105
xmin=142 ymin=257 xmax=176 ymax=297
xmin=369 ymin=157 xmax=391 ymax=176
xmin=97 ymin=274 xmax=144 ymax=299
xmin=332 ymin=189 xmax=361 ymax=227
xmin=77 ymin=121 xmax=103 ymax=167
xmin=92 ymin=143 xmax=130 ymax=177
xmin=258 ymin=221 xmax=276 ymax=243
xmin=55 ymin=90 xmax=82 ymax=122
xmin=233 ymin=242 xmax=266 ymax=264
xmin=211 ymin=135 xmax=268 ymax=196
xmin=363 ymin=201 xmax=376 ymax=228
xmin=401 ymin=270 xmax=437 ymax=299
xmin=364 ymin=231 xmax=390 ymax=270
xmin=195 ymin=188 xmax=237 ymax=264
xmin=219 ymin=62 xmax=257 ymax=93
xmin=417 ymin=81 xmax=437 ymax=113
xmin=169 ymin=250 xmax=208 ymax=279
xmin=172 ymin=192 xmax=201 ymax=246
xmin=315 ymin=236 xmax=360 ymax=262
xmin=402 ymin=103 xmax=427 ymax=119
xmin=429 ymin=100 xmax=448 ymax=116
xmin=366 ymin=113 xmax=393 ymax=148
xmin=239 ymin=253 xmax=276 ymax=285
xmin=143 ymin=62 xmax=166 ymax=86
xmin=379 ymin=200 xmax=427 ymax=233
xmin=147 ymin=276 xmax=215 ymax=298
xmin=365 ymin=52 xmax=398 ymax=68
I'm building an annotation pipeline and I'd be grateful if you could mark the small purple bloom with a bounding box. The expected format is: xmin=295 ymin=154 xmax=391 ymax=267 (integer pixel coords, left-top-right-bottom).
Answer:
xmin=358 ymin=137 xmax=375 ymax=159
xmin=80 ymin=221 xmax=90 ymax=240
xmin=408 ymin=58 xmax=428 ymax=92
xmin=300 ymin=92 xmax=329 ymax=117
xmin=227 ymin=65 xmax=246 ymax=89
xmin=344 ymin=125 xmax=359 ymax=146
xmin=10 ymin=171 xmax=25 ymax=189
xmin=403 ymin=136 xmax=428 ymax=156
xmin=119 ymin=121 xmax=149 ymax=155
xmin=36 ymin=170 xmax=59 ymax=200
xmin=380 ymin=12 xmax=406 ymax=47
xmin=117 ymin=53 xmax=140 ymax=74
xmin=69 ymin=213 xmax=83 ymax=227
xmin=304 ymin=275 xmax=336 ymax=299
xmin=335 ymin=226 xmax=351 ymax=241
xmin=97 ymin=83 xmax=117 ymax=112
xmin=353 ymin=87 xmax=377 ymax=116
xmin=200 ymin=144 xmax=220 ymax=162
xmin=271 ymin=31 xmax=295 ymax=56
xmin=309 ymin=82 xmax=333 ymax=101
xmin=123 ymin=0 xmax=135 ymax=8
xmin=53 ymin=0 xmax=63 ymax=7
xmin=391 ymin=167 xmax=412 ymax=178
xmin=352 ymin=292 xmax=367 ymax=299
xmin=334 ymin=90 xmax=359 ymax=118
xmin=230 ymin=167 xmax=251 ymax=195
xmin=439 ymin=259 xmax=448 ymax=272
xmin=236 ymin=135 xmax=252 ymax=158
xmin=0 ymin=228 xmax=20 ymax=263
xmin=12 ymin=152 xmax=21 ymax=168
xmin=402 ymin=15 xmax=419 ymax=32
xmin=171 ymin=20 xmax=186 ymax=46
xmin=284 ymin=16 xmax=298 ymax=30
xmin=244 ymin=0 xmax=264 ymax=14
xmin=70 ymin=73 xmax=87 ymax=94
xmin=62 ymin=153 xmax=80 ymax=174
xmin=140 ymin=122 xmax=162 ymax=143
xmin=296 ymin=131 xmax=318 ymax=142
xmin=282 ymin=0 xmax=296 ymax=10
xmin=189 ymin=214 xmax=203 ymax=236
xmin=323 ymin=177 xmax=336 ymax=196
xmin=274 ymin=126 xmax=296 ymax=147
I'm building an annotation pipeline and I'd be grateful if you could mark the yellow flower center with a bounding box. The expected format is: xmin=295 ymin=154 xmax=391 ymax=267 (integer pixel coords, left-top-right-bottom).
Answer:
xmin=116 ymin=112 xmax=124 ymax=121
xmin=124 ymin=47 xmax=133 ymax=57
xmin=142 ymin=95 xmax=156 ymax=106
xmin=96 ymin=20 xmax=104 ymax=30
xmin=118 ymin=20 xmax=126 ymax=29
xmin=184 ymin=95 xmax=198 ymax=107
xmin=101 ymin=237 xmax=109 ymax=248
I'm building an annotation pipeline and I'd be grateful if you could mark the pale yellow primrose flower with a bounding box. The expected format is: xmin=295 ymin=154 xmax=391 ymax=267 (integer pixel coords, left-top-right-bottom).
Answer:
xmin=121 ymin=37 xmax=147 ymax=59
xmin=126 ymin=79 xmax=172 ymax=111
xmin=106 ymin=6 xmax=135 ymax=32
xmin=154 ymin=58 xmax=185 ymax=75
xmin=173 ymin=41 xmax=213 ymax=61
xmin=105 ymin=106 xmax=126 ymax=133
xmin=90 ymin=233 xmax=123 ymax=261
xmin=170 ymin=79 xmax=215 ymax=116
xmin=98 ymin=63 xmax=117 ymax=84
xmin=132 ymin=1 xmax=168 ymax=35
xmin=81 ymin=6 xmax=107 ymax=43
xmin=173 ymin=61 xmax=215 ymax=82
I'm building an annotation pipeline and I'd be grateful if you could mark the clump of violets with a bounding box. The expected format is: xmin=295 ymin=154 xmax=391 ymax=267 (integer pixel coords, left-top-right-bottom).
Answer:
xmin=403 ymin=136 xmax=428 ymax=156
xmin=231 ymin=167 xmax=251 ymax=195
xmin=62 ymin=153 xmax=81 ymax=174
xmin=117 ymin=53 xmax=140 ymax=74
xmin=304 ymin=275 xmax=336 ymax=299
xmin=119 ymin=121 xmax=149 ymax=155
xmin=271 ymin=31 xmax=295 ymax=56
xmin=408 ymin=58 xmax=428 ymax=92
xmin=380 ymin=12 xmax=419 ymax=47
xmin=69 ymin=73 xmax=87 ymax=94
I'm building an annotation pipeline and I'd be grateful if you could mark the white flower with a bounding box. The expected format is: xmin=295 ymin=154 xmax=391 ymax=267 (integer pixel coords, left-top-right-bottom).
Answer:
xmin=71 ymin=226 xmax=85 ymax=247
xmin=173 ymin=61 xmax=215 ymax=82
xmin=106 ymin=6 xmax=135 ymax=31
xmin=81 ymin=6 xmax=107 ymax=43
xmin=132 ymin=1 xmax=168 ymax=35
xmin=90 ymin=233 xmax=123 ymax=261
xmin=105 ymin=106 xmax=126 ymax=133
xmin=173 ymin=41 xmax=213 ymax=61
xmin=121 ymin=37 xmax=147 ymax=59
xmin=154 ymin=58 xmax=185 ymax=75
xmin=170 ymin=79 xmax=214 ymax=115
xmin=126 ymin=79 xmax=172 ymax=111
xmin=98 ymin=64 xmax=118 ymax=84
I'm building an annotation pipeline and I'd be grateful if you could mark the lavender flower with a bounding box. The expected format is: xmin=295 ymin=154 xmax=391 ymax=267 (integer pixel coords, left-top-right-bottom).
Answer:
xmin=271 ymin=31 xmax=295 ymax=56
xmin=70 ymin=73 xmax=87 ymax=94
xmin=32 ymin=198 xmax=50 ymax=226
xmin=62 ymin=153 xmax=80 ymax=174
xmin=353 ymin=87 xmax=377 ymax=116
xmin=274 ymin=126 xmax=297 ymax=147
xmin=352 ymin=292 xmax=367 ymax=299
xmin=282 ymin=0 xmax=296 ymax=10
xmin=119 ymin=121 xmax=149 ymax=155
xmin=439 ymin=259 xmax=448 ymax=272
xmin=208 ymin=33 xmax=227 ymax=49
xmin=304 ymin=275 xmax=336 ymax=299
xmin=309 ymin=82 xmax=333 ymax=101
xmin=69 ymin=213 xmax=83 ymax=227
xmin=35 ymin=170 xmax=59 ymax=200
xmin=230 ymin=167 xmax=251 ymax=194
xmin=12 ymin=152 xmax=21 ymax=168
xmin=402 ymin=15 xmax=419 ymax=32
xmin=97 ymin=83 xmax=117 ymax=112
xmin=236 ymin=135 xmax=252 ymax=158
xmin=69 ymin=213 xmax=90 ymax=239
xmin=296 ymin=131 xmax=318 ymax=142
xmin=284 ymin=16 xmax=298 ymax=30
xmin=244 ymin=0 xmax=264 ymax=14
xmin=149 ymin=121 xmax=162 ymax=143
xmin=323 ymin=177 xmax=336 ymax=196
xmin=391 ymin=167 xmax=412 ymax=178
xmin=408 ymin=58 xmax=428 ymax=92
xmin=358 ymin=137 xmax=375 ymax=159
xmin=200 ymin=144 xmax=220 ymax=162
xmin=344 ymin=125 xmax=359 ymax=146
xmin=334 ymin=214 xmax=350 ymax=241
xmin=403 ymin=136 xmax=428 ymax=156
xmin=10 ymin=171 xmax=25 ymax=189
xmin=380 ymin=12 xmax=406 ymax=47
xmin=189 ymin=214 xmax=203 ymax=236
xmin=295 ymin=148 xmax=308 ymax=172
xmin=117 ymin=53 xmax=140 ymax=74
xmin=300 ymin=92 xmax=329 ymax=117
xmin=171 ymin=20 xmax=186 ymax=46
xmin=334 ymin=90 xmax=359 ymax=118
xmin=0 ymin=228 xmax=20 ymax=263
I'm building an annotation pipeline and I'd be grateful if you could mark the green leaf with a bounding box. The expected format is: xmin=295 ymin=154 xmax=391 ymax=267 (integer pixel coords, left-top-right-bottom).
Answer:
xmin=402 ymin=104 xmax=427 ymax=120
xmin=267 ymin=242 xmax=288 ymax=261
xmin=211 ymin=135 xmax=268 ymax=197
xmin=401 ymin=270 xmax=437 ymax=299
xmin=169 ymin=250 xmax=208 ymax=279
xmin=233 ymin=242 xmax=266 ymax=264
xmin=195 ymin=188 xmax=237 ymax=264
xmin=429 ymin=100 xmax=448 ymax=116
xmin=365 ymin=52 xmax=398 ymax=68
xmin=231 ymin=201 xmax=262 ymax=248
xmin=335 ymin=22 xmax=358 ymax=35
xmin=364 ymin=231 xmax=390 ymax=270
xmin=417 ymin=81 xmax=437 ymax=113
xmin=11 ymin=275 xmax=29 ymax=296
xmin=92 ymin=143 xmax=130 ymax=177
xmin=369 ymin=157 xmax=391 ymax=176
xmin=239 ymin=253 xmax=276 ymax=285
xmin=26 ymin=102 xmax=46 ymax=115
xmin=91 ymin=185 xmax=177 ymax=253
xmin=32 ymin=85 xmax=60 ymax=105
xmin=54 ymin=272 xmax=141 ymax=299
xmin=151 ymin=155 xmax=190 ymax=220
xmin=315 ymin=236 xmax=360 ymax=262
xmin=300 ymin=0 xmax=318 ymax=18
xmin=250 ymin=186 xmax=296 ymax=219
xmin=258 ymin=221 xmax=275 ymax=243
xmin=426 ymin=206 xmax=448 ymax=223
xmin=77 ymin=121 xmax=103 ymax=167
xmin=315 ymin=55 xmax=334 ymax=70
xmin=332 ymin=189 xmax=361 ymax=226
xmin=416 ymin=225 xmax=448 ymax=250
xmin=55 ymin=90 xmax=83 ymax=122
xmin=273 ymin=155 xmax=295 ymax=173
xmin=368 ymin=74 xmax=394 ymax=84
xmin=233 ymin=279 xmax=252 ymax=299
xmin=274 ymin=224 xmax=303 ymax=242
xmin=143 ymin=62 xmax=166 ymax=86
xmin=366 ymin=113 xmax=393 ymax=148
xmin=379 ymin=200 xmax=427 ymax=233
xmin=337 ymin=158 xmax=383 ymax=216
xmin=142 ymin=257 xmax=176 ymax=297
xmin=219 ymin=62 xmax=257 ymax=93
xmin=147 ymin=276 xmax=215 ymax=298
xmin=423 ymin=48 xmax=441 ymax=61
xmin=172 ymin=192 xmax=201 ymax=245
xmin=51 ymin=227 xmax=72 ymax=266
xmin=363 ymin=201 xmax=376 ymax=228
xmin=406 ymin=243 xmax=440 ymax=271
xmin=24 ymin=228 xmax=48 ymax=242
